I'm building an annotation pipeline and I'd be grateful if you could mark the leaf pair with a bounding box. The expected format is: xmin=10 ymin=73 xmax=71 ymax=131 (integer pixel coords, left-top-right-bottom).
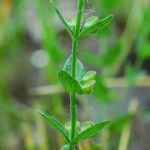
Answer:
xmin=58 ymin=56 xmax=97 ymax=94
xmin=72 ymin=120 xmax=110 ymax=144
xmin=49 ymin=0 xmax=112 ymax=39
xmin=78 ymin=15 xmax=113 ymax=39
xmin=58 ymin=55 xmax=84 ymax=94
xmin=63 ymin=55 xmax=85 ymax=81
xmin=37 ymin=110 xmax=70 ymax=143
xmin=58 ymin=70 xmax=82 ymax=94
xmin=37 ymin=110 xmax=110 ymax=144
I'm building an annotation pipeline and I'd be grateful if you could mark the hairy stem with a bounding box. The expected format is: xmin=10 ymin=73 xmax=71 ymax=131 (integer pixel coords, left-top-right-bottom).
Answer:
xmin=69 ymin=0 xmax=84 ymax=149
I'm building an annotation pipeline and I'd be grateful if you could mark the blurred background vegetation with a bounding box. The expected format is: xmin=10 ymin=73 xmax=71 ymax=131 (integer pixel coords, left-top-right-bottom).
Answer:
xmin=0 ymin=0 xmax=150 ymax=149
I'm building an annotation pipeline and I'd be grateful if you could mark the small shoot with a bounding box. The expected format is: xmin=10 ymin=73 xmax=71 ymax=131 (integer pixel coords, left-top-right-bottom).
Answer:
xmin=81 ymin=80 xmax=96 ymax=94
xmin=79 ymin=71 xmax=97 ymax=94
xmin=67 ymin=17 xmax=76 ymax=32
xmin=80 ymin=71 xmax=96 ymax=84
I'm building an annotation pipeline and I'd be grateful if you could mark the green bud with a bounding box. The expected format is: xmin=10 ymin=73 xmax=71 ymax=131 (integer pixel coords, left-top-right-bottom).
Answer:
xmin=81 ymin=80 xmax=96 ymax=94
xmin=80 ymin=71 xmax=96 ymax=84
xmin=65 ymin=121 xmax=80 ymax=133
xmin=80 ymin=121 xmax=95 ymax=132
xmin=84 ymin=16 xmax=99 ymax=29
xmin=67 ymin=17 xmax=76 ymax=31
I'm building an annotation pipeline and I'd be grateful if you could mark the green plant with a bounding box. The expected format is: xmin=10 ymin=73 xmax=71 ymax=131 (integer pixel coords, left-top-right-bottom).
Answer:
xmin=37 ymin=0 xmax=112 ymax=149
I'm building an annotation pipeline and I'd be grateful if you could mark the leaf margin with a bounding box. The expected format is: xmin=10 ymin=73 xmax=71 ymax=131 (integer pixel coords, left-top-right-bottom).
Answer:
xmin=72 ymin=120 xmax=110 ymax=144
xmin=37 ymin=110 xmax=70 ymax=143
xmin=78 ymin=14 xmax=113 ymax=39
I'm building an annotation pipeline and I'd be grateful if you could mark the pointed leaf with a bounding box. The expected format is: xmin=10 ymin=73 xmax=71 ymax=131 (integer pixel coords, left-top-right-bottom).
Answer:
xmin=49 ymin=0 xmax=75 ymax=38
xmin=79 ymin=15 xmax=113 ymax=39
xmin=72 ymin=120 xmax=110 ymax=144
xmin=63 ymin=55 xmax=85 ymax=81
xmin=37 ymin=110 xmax=70 ymax=143
xmin=58 ymin=70 xmax=82 ymax=94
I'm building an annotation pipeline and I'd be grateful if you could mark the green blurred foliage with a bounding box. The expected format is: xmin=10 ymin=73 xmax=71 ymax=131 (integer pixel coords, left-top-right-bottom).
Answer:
xmin=0 ymin=0 xmax=149 ymax=149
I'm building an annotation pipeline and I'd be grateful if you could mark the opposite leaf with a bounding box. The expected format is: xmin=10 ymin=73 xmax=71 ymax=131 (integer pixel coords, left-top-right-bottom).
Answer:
xmin=49 ymin=0 xmax=75 ymax=38
xmin=72 ymin=120 xmax=110 ymax=144
xmin=58 ymin=70 xmax=82 ymax=94
xmin=37 ymin=110 xmax=70 ymax=143
xmin=79 ymin=14 xmax=113 ymax=39
xmin=63 ymin=55 xmax=85 ymax=81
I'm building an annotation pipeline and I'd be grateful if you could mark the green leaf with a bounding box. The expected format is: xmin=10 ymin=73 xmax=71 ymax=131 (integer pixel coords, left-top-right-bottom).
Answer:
xmin=65 ymin=121 xmax=80 ymax=136
xmin=81 ymin=80 xmax=96 ymax=94
xmin=63 ymin=55 xmax=85 ymax=81
xmin=67 ymin=17 xmax=76 ymax=31
xmin=61 ymin=145 xmax=69 ymax=150
xmin=58 ymin=70 xmax=82 ymax=94
xmin=61 ymin=145 xmax=75 ymax=150
xmin=49 ymin=0 xmax=75 ymax=38
xmin=37 ymin=110 xmax=70 ymax=143
xmin=65 ymin=121 xmax=80 ymax=132
xmin=80 ymin=121 xmax=95 ymax=132
xmin=80 ymin=71 xmax=96 ymax=84
xmin=84 ymin=16 xmax=99 ymax=28
xmin=79 ymin=15 xmax=113 ymax=39
xmin=72 ymin=120 xmax=110 ymax=144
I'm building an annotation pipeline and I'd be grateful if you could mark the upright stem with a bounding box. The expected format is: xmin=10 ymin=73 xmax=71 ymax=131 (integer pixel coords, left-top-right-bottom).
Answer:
xmin=70 ymin=40 xmax=78 ymax=142
xmin=75 ymin=0 xmax=84 ymax=38
xmin=69 ymin=0 xmax=84 ymax=149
